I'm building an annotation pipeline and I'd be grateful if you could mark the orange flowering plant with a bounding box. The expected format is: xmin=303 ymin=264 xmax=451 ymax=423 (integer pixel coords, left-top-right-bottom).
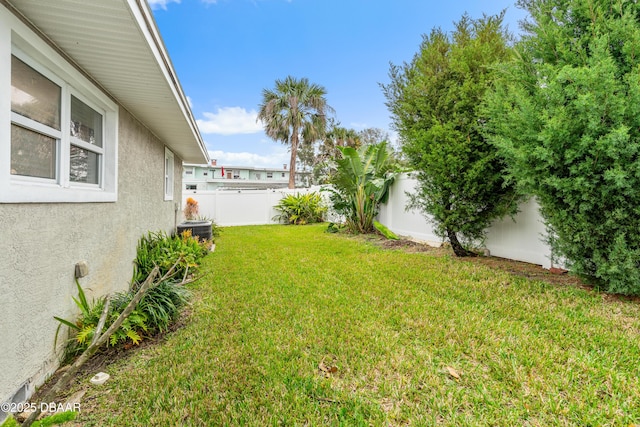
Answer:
xmin=184 ymin=197 xmax=199 ymax=221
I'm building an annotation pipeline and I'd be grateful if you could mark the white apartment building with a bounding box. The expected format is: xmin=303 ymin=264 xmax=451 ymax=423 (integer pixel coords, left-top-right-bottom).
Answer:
xmin=183 ymin=160 xmax=311 ymax=191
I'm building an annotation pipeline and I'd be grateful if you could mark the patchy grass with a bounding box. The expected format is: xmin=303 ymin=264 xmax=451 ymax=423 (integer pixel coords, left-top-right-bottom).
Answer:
xmin=75 ymin=224 xmax=640 ymax=426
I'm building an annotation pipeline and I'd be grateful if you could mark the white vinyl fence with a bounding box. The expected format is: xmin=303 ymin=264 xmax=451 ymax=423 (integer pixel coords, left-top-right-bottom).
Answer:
xmin=378 ymin=173 xmax=554 ymax=268
xmin=183 ymin=175 xmax=556 ymax=268
xmin=183 ymin=187 xmax=326 ymax=227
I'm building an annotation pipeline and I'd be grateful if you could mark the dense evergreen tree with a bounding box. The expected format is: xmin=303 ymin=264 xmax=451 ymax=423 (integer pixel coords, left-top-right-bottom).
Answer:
xmin=384 ymin=13 xmax=519 ymax=256
xmin=485 ymin=0 xmax=640 ymax=294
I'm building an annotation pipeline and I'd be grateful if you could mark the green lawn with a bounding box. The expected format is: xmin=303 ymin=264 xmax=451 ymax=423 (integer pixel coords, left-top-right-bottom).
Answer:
xmin=78 ymin=224 xmax=640 ymax=426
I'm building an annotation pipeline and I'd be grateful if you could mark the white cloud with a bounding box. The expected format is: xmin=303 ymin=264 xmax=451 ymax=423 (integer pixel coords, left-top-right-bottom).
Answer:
xmin=197 ymin=107 xmax=264 ymax=135
xmin=208 ymin=147 xmax=289 ymax=168
xmin=147 ymin=0 xmax=180 ymax=10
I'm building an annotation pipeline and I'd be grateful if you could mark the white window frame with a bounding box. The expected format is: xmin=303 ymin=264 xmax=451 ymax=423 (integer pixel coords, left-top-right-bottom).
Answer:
xmin=0 ymin=12 xmax=118 ymax=203
xmin=164 ymin=147 xmax=174 ymax=201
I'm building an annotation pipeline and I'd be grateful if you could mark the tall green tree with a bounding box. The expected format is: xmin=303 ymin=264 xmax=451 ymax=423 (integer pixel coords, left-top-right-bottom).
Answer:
xmin=320 ymin=124 xmax=362 ymax=161
xmin=358 ymin=127 xmax=390 ymax=147
xmin=485 ymin=0 xmax=640 ymax=294
xmin=306 ymin=121 xmax=362 ymax=184
xmin=297 ymin=137 xmax=316 ymax=173
xmin=258 ymin=76 xmax=333 ymax=188
xmin=317 ymin=122 xmax=361 ymax=169
xmin=383 ymin=13 xmax=519 ymax=256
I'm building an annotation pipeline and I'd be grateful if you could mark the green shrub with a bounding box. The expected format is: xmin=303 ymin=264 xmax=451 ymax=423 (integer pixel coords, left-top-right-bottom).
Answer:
xmin=132 ymin=231 xmax=208 ymax=285
xmin=327 ymin=142 xmax=397 ymax=234
xmin=273 ymin=192 xmax=327 ymax=225
xmin=54 ymin=280 xmax=149 ymax=355
xmin=325 ymin=222 xmax=345 ymax=234
xmin=131 ymin=231 xmax=203 ymax=332
xmin=383 ymin=13 xmax=519 ymax=257
xmin=135 ymin=280 xmax=190 ymax=333
xmin=485 ymin=0 xmax=640 ymax=294
xmin=55 ymin=231 xmax=207 ymax=354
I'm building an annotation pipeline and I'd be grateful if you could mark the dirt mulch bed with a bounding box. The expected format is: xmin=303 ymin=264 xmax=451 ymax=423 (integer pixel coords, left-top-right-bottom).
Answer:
xmin=460 ymin=255 xmax=582 ymax=288
xmin=375 ymin=237 xmax=582 ymax=288
xmin=380 ymin=238 xmax=446 ymax=253
xmin=374 ymin=236 xmax=640 ymax=303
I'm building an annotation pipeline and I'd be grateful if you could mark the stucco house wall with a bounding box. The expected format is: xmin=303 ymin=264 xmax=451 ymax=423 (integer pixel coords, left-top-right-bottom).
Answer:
xmin=0 ymin=106 xmax=183 ymax=408
xmin=0 ymin=0 xmax=208 ymax=415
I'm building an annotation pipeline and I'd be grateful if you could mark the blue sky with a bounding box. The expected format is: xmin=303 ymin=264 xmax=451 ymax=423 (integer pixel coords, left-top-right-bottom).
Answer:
xmin=149 ymin=0 xmax=528 ymax=168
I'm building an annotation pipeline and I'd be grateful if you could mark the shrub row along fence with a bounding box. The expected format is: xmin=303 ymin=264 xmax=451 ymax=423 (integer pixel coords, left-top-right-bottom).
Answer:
xmin=183 ymin=174 xmax=557 ymax=269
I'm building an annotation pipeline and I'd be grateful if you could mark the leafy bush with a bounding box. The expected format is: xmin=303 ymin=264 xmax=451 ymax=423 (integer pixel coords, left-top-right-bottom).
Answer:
xmin=325 ymin=222 xmax=345 ymax=234
xmin=131 ymin=231 xmax=204 ymax=332
xmin=54 ymin=280 xmax=149 ymax=355
xmin=273 ymin=192 xmax=327 ymax=225
xmin=55 ymin=231 xmax=207 ymax=354
xmin=327 ymin=142 xmax=397 ymax=234
xmin=134 ymin=280 xmax=190 ymax=333
xmin=132 ymin=231 xmax=208 ymax=285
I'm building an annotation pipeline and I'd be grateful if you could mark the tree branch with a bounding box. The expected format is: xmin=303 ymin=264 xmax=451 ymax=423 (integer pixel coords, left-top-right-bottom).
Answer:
xmin=21 ymin=265 xmax=165 ymax=427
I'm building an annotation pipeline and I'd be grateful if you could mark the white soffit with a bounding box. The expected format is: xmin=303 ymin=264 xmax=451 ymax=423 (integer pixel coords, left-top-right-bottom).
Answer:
xmin=7 ymin=0 xmax=209 ymax=163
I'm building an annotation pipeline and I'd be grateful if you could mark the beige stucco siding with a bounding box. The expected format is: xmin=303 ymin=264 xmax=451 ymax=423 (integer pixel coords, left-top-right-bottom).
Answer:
xmin=0 ymin=106 xmax=183 ymax=404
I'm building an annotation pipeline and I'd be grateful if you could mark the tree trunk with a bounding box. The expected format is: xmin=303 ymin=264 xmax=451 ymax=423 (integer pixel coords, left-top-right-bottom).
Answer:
xmin=447 ymin=228 xmax=476 ymax=257
xmin=289 ymin=129 xmax=298 ymax=189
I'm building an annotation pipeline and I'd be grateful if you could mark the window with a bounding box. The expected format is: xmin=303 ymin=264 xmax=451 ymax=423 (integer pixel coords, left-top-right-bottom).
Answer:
xmin=2 ymin=30 xmax=117 ymax=203
xmin=281 ymin=172 xmax=285 ymax=178
xmin=255 ymin=173 xmax=261 ymax=180
xmin=203 ymin=172 xmax=208 ymax=176
xmin=11 ymin=56 xmax=106 ymax=185
xmin=185 ymin=170 xmax=193 ymax=175
xmin=186 ymin=184 xmax=197 ymax=190
xmin=10 ymin=56 xmax=60 ymax=180
xmin=164 ymin=147 xmax=174 ymax=200
xmin=233 ymin=171 xmax=240 ymax=179
xmin=267 ymin=172 xmax=273 ymax=179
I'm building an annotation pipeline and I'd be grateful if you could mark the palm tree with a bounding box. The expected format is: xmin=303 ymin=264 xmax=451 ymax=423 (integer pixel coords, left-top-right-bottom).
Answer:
xmin=258 ymin=76 xmax=333 ymax=189
xmin=319 ymin=123 xmax=361 ymax=162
